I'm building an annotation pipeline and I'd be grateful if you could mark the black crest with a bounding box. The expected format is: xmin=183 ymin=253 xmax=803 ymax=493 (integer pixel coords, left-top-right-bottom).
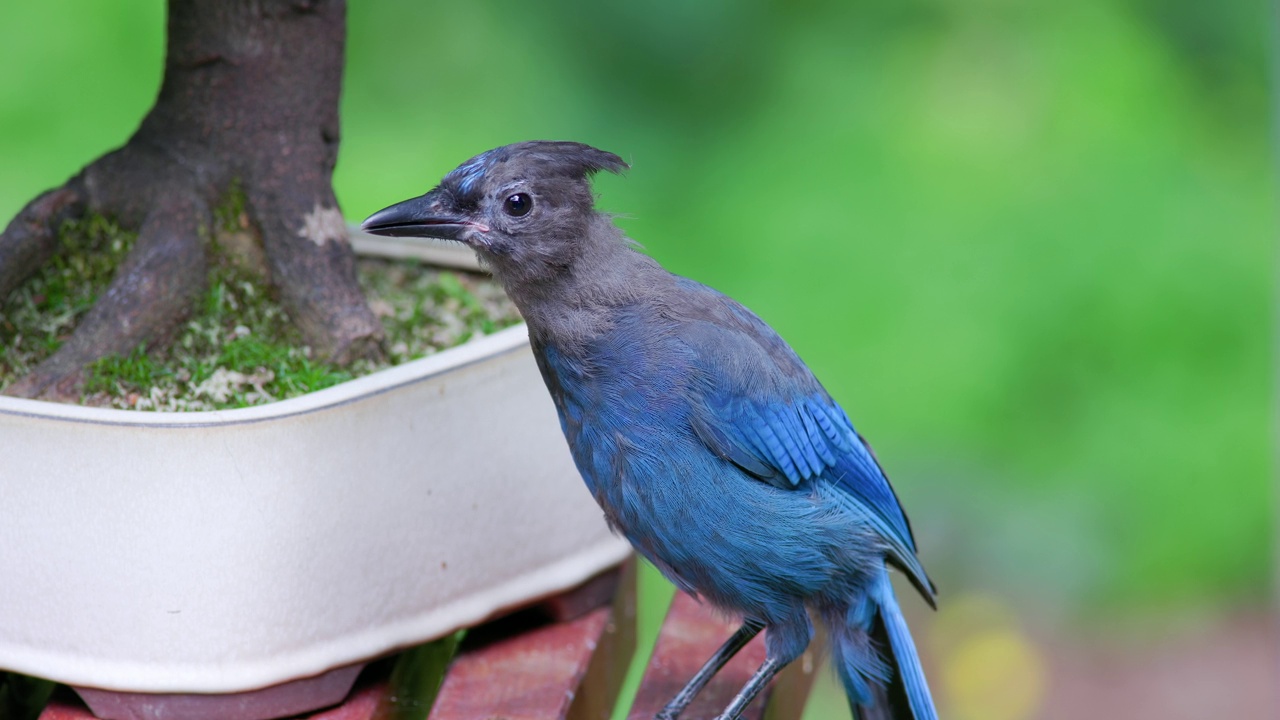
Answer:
xmin=446 ymin=141 xmax=628 ymax=195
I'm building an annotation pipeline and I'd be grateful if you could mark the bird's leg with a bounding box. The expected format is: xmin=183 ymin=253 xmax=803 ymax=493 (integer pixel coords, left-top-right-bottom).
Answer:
xmin=707 ymin=607 xmax=810 ymax=720
xmin=655 ymin=619 xmax=765 ymax=720
xmin=711 ymin=656 xmax=785 ymax=720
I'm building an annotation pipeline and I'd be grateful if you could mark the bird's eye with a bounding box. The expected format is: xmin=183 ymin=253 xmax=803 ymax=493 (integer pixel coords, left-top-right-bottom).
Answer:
xmin=503 ymin=193 xmax=532 ymax=217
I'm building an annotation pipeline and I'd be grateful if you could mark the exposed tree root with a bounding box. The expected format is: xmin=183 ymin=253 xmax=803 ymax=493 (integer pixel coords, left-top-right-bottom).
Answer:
xmin=0 ymin=0 xmax=383 ymax=402
xmin=250 ymin=180 xmax=383 ymax=365
xmin=0 ymin=185 xmax=86 ymax=301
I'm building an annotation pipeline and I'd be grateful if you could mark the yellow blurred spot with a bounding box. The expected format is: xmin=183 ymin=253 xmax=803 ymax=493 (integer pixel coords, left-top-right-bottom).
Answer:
xmin=931 ymin=593 xmax=1046 ymax=720
xmin=944 ymin=627 xmax=1045 ymax=720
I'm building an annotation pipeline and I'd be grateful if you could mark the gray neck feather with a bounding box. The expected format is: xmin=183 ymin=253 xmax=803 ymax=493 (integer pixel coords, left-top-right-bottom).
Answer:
xmin=491 ymin=213 xmax=668 ymax=349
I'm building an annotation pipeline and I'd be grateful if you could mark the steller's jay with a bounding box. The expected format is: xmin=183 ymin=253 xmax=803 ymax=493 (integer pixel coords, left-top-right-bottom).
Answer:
xmin=363 ymin=141 xmax=938 ymax=720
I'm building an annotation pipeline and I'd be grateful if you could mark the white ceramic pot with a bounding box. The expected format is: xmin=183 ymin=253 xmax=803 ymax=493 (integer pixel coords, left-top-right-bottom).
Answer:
xmin=0 ymin=237 xmax=628 ymax=707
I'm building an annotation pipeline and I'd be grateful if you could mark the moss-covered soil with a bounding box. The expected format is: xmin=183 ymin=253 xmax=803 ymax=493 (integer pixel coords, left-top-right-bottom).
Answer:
xmin=0 ymin=216 xmax=520 ymax=410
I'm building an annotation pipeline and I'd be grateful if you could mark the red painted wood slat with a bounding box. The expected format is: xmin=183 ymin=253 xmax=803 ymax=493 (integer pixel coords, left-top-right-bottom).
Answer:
xmin=627 ymin=591 xmax=822 ymax=720
xmin=429 ymin=561 xmax=635 ymax=720
xmin=34 ymin=695 xmax=93 ymax=720
xmin=428 ymin=605 xmax=612 ymax=720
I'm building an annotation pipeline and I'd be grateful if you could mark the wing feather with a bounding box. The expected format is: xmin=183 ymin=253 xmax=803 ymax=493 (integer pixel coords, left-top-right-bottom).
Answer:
xmin=672 ymin=294 xmax=936 ymax=604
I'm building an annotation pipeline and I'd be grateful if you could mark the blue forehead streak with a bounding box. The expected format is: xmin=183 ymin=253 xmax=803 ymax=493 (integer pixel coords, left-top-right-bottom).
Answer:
xmin=451 ymin=150 xmax=495 ymax=194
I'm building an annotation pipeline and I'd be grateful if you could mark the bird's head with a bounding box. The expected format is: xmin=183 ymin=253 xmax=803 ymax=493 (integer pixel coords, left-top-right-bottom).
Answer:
xmin=361 ymin=141 xmax=628 ymax=282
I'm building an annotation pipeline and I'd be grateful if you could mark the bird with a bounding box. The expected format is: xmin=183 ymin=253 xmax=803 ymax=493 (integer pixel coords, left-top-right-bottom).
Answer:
xmin=362 ymin=141 xmax=938 ymax=720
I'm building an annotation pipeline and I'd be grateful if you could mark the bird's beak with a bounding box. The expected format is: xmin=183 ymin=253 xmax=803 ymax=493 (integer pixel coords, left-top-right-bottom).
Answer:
xmin=360 ymin=190 xmax=480 ymax=243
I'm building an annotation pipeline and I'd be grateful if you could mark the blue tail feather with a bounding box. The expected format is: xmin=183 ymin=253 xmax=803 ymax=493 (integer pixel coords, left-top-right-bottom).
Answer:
xmin=836 ymin=571 xmax=938 ymax=720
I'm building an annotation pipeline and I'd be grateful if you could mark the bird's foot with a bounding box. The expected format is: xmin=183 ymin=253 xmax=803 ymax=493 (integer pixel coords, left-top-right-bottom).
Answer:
xmin=654 ymin=710 xmax=680 ymax=720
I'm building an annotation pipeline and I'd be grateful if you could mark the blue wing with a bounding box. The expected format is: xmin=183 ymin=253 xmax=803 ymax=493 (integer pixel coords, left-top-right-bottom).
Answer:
xmin=672 ymin=282 xmax=935 ymax=603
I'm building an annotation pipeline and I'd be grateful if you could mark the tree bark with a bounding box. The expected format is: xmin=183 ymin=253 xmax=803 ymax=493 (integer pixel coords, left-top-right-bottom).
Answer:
xmin=0 ymin=0 xmax=382 ymax=401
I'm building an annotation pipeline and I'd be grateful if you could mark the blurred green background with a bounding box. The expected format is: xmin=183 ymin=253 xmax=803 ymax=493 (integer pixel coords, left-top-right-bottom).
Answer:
xmin=0 ymin=1 xmax=1273 ymax=718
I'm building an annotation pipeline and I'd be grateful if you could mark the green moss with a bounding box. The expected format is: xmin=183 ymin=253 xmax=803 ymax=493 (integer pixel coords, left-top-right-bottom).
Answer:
xmin=84 ymin=345 xmax=162 ymax=394
xmin=0 ymin=214 xmax=136 ymax=383
xmin=213 ymin=179 xmax=249 ymax=235
xmin=2 ymin=217 xmax=521 ymax=410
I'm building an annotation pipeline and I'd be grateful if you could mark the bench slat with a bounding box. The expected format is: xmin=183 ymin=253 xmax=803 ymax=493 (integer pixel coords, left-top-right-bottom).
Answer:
xmin=427 ymin=562 xmax=633 ymax=720
xmin=33 ymin=694 xmax=92 ymax=720
xmin=429 ymin=605 xmax=612 ymax=720
xmin=627 ymin=591 xmax=823 ymax=720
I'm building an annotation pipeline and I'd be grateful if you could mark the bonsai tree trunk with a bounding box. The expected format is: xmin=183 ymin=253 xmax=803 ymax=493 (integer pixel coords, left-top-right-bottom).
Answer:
xmin=0 ymin=0 xmax=382 ymax=401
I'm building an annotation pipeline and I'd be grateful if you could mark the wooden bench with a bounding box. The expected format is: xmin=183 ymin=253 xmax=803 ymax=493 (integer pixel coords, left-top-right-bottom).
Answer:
xmin=38 ymin=561 xmax=823 ymax=720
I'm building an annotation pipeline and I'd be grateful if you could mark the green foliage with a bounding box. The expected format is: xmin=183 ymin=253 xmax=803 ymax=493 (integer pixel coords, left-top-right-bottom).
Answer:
xmin=373 ymin=633 xmax=464 ymax=720
xmin=0 ymin=672 xmax=55 ymax=720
